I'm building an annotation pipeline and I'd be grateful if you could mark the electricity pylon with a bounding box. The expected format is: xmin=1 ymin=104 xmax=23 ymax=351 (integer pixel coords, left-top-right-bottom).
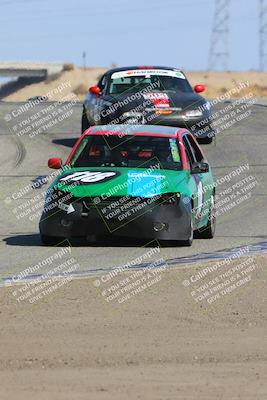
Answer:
xmin=259 ymin=0 xmax=267 ymax=71
xmin=208 ymin=0 xmax=230 ymax=71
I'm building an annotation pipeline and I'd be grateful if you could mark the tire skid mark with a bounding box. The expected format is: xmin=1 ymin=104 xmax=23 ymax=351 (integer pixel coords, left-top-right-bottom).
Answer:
xmin=12 ymin=135 xmax=26 ymax=168
xmin=1 ymin=240 xmax=267 ymax=288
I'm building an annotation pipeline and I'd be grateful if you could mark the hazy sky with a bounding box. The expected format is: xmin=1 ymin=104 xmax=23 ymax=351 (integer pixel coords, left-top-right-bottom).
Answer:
xmin=0 ymin=0 xmax=258 ymax=71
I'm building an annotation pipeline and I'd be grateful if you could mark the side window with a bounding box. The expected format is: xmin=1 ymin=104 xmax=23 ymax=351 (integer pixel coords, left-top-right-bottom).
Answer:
xmin=182 ymin=137 xmax=194 ymax=168
xmin=186 ymin=135 xmax=204 ymax=162
xmin=98 ymin=75 xmax=107 ymax=92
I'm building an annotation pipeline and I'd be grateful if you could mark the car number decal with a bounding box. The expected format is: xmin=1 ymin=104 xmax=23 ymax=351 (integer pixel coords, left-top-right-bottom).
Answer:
xmin=142 ymin=92 xmax=169 ymax=100
xmin=192 ymin=175 xmax=204 ymax=218
xmin=143 ymin=92 xmax=170 ymax=108
xmin=60 ymin=171 xmax=119 ymax=184
xmin=197 ymin=181 xmax=204 ymax=215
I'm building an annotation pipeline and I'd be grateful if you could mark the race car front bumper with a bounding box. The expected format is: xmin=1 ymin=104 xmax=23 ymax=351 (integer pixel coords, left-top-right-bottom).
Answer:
xmin=144 ymin=112 xmax=215 ymax=140
xmin=39 ymin=194 xmax=192 ymax=241
xmin=101 ymin=111 xmax=215 ymax=140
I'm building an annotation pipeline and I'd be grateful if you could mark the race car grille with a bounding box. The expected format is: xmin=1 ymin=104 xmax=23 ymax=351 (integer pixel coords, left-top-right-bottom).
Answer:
xmin=78 ymin=194 xmax=179 ymax=214
xmin=82 ymin=196 xmax=150 ymax=210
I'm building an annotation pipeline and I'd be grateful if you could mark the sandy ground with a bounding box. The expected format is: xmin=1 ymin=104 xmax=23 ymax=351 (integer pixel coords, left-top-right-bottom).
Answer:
xmin=188 ymin=70 xmax=267 ymax=98
xmin=0 ymin=255 xmax=267 ymax=400
xmin=2 ymin=67 xmax=107 ymax=102
xmin=2 ymin=67 xmax=267 ymax=101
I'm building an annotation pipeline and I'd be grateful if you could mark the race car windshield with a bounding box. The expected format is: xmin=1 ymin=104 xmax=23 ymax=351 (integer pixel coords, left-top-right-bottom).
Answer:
xmin=107 ymin=74 xmax=193 ymax=95
xmin=70 ymin=135 xmax=182 ymax=171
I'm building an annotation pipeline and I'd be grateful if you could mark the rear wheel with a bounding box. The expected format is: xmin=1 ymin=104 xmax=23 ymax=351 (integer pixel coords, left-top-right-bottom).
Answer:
xmin=81 ymin=107 xmax=90 ymax=134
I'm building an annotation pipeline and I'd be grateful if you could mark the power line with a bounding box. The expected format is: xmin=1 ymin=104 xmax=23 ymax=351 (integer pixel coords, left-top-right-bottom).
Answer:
xmin=259 ymin=0 xmax=267 ymax=70
xmin=208 ymin=0 xmax=231 ymax=71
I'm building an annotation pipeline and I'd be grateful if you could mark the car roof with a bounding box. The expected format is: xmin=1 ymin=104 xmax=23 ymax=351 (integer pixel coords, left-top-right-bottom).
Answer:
xmin=104 ymin=66 xmax=184 ymax=75
xmin=86 ymin=124 xmax=187 ymax=138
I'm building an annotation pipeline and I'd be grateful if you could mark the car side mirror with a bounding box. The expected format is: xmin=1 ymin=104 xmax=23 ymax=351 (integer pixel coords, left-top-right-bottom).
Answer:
xmin=48 ymin=157 xmax=62 ymax=169
xmin=191 ymin=161 xmax=209 ymax=174
xmin=89 ymin=85 xmax=101 ymax=95
xmin=194 ymin=84 xmax=206 ymax=93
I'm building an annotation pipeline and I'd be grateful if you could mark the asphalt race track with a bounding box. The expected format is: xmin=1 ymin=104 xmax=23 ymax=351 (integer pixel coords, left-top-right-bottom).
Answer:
xmin=0 ymin=101 xmax=266 ymax=284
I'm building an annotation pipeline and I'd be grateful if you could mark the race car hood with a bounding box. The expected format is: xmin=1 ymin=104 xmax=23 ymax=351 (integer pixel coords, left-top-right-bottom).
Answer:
xmin=51 ymin=167 xmax=191 ymax=198
xmin=102 ymin=91 xmax=206 ymax=114
xmin=160 ymin=92 xmax=206 ymax=109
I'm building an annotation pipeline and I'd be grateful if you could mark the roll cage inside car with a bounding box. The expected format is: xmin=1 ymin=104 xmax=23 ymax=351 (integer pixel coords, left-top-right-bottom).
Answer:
xmin=66 ymin=127 xmax=207 ymax=173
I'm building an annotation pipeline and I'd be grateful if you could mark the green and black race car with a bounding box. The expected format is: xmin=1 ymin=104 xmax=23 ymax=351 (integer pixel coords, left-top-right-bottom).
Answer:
xmin=39 ymin=124 xmax=216 ymax=246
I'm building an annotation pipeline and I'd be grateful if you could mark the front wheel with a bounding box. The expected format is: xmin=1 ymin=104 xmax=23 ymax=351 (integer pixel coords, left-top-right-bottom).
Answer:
xmin=197 ymin=136 xmax=213 ymax=144
xmin=81 ymin=107 xmax=90 ymax=134
xmin=179 ymin=214 xmax=193 ymax=246
xmin=202 ymin=136 xmax=213 ymax=144
xmin=40 ymin=234 xmax=64 ymax=246
xmin=196 ymin=194 xmax=216 ymax=239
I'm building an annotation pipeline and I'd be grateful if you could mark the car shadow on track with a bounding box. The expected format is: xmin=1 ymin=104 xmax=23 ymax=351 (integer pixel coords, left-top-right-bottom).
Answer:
xmin=3 ymin=234 xmax=183 ymax=248
xmin=3 ymin=234 xmax=42 ymax=246
xmin=52 ymin=138 xmax=78 ymax=148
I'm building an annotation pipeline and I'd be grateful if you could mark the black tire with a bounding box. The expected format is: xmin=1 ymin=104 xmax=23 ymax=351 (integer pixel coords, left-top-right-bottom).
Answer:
xmin=179 ymin=213 xmax=193 ymax=247
xmin=196 ymin=194 xmax=216 ymax=239
xmin=203 ymin=137 xmax=213 ymax=144
xmin=199 ymin=136 xmax=213 ymax=144
xmin=81 ymin=107 xmax=90 ymax=134
xmin=40 ymin=234 xmax=63 ymax=246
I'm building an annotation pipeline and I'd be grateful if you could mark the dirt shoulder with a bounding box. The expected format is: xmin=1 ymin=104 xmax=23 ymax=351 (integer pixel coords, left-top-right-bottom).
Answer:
xmin=0 ymin=255 xmax=267 ymax=400
xmin=2 ymin=67 xmax=267 ymax=101
xmin=2 ymin=67 xmax=107 ymax=102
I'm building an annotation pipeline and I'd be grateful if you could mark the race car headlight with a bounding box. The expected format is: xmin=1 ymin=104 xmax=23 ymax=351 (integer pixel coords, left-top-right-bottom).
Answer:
xmin=123 ymin=111 xmax=143 ymax=117
xmin=204 ymin=101 xmax=211 ymax=111
xmin=44 ymin=188 xmax=72 ymax=207
xmin=184 ymin=109 xmax=203 ymax=117
xmin=159 ymin=193 xmax=180 ymax=205
xmin=102 ymin=100 xmax=113 ymax=107
xmin=44 ymin=188 xmax=61 ymax=206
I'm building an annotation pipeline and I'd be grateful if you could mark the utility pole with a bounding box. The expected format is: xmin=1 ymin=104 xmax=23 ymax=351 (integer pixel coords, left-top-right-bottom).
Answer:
xmin=82 ymin=51 xmax=87 ymax=70
xmin=259 ymin=0 xmax=267 ymax=71
xmin=208 ymin=0 xmax=230 ymax=71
